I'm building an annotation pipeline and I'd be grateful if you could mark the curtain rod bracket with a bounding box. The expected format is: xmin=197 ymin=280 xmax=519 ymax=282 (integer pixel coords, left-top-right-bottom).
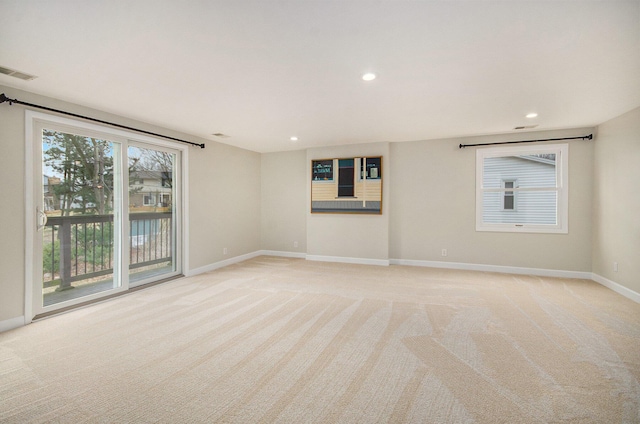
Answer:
xmin=0 ymin=93 xmax=205 ymax=149
xmin=0 ymin=93 xmax=13 ymax=105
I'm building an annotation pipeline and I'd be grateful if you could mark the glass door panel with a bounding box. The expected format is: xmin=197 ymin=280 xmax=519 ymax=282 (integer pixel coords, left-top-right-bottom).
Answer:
xmin=41 ymin=128 xmax=122 ymax=307
xmin=128 ymin=145 xmax=178 ymax=285
xmin=31 ymin=113 xmax=184 ymax=318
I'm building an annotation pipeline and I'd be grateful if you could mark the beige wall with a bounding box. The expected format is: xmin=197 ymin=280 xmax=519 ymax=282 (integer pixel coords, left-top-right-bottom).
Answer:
xmin=0 ymin=85 xmax=261 ymax=323
xmin=264 ymin=128 xmax=596 ymax=272
xmin=0 ymin=87 xmax=27 ymax=322
xmin=592 ymin=107 xmax=640 ymax=293
xmin=306 ymin=143 xmax=390 ymax=261
xmin=261 ymin=150 xmax=307 ymax=253
xmin=2 ymin=83 xmax=637 ymax=326
xmin=389 ymin=127 xmax=595 ymax=271
xmin=188 ymin=140 xmax=261 ymax=271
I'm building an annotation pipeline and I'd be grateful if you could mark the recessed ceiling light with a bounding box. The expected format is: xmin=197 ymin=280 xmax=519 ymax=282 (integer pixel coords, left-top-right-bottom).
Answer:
xmin=290 ymin=136 xmax=298 ymax=142
xmin=362 ymin=73 xmax=376 ymax=81
xmin=526 ymin=112 xmax=538 ymax=118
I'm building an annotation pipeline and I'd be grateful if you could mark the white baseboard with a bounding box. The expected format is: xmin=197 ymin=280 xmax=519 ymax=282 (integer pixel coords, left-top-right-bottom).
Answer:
xmin=191 ymin=252 xmax=584 ymax=277
xmin=261 ymin=250 xmax=306 ymax=259
xmin=592 ymin=273 xmax=640 ymax=303
xmin=186 ymin=252 xmax=639 ymax=305
xmin=187 ymin=251 xmax=264 ymax=276
xmin=390 ymin=258 xmax=592 ymax=280
xmin=186 ymin=250 xmax=306 ymax=277
xmin=0 ymin=316 xmax=25 ymax=333
xmin=306 ymin=254 xmax=390 ymax=267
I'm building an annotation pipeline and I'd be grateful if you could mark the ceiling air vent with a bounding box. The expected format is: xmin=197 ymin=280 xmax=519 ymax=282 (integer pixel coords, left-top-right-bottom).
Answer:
xmin=0 ymin=66 xmax=37 ymax=81
xmin=514 ymin=125 xmax=538 ymax=130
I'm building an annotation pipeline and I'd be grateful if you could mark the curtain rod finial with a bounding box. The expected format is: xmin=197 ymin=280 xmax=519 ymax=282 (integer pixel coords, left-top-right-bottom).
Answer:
xmin=0 ymin=93 xmax=10 ymax=104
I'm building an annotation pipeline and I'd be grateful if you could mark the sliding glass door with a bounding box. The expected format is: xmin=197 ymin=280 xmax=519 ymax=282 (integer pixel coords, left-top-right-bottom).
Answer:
xmin=40 ymin=129 xmax=123 ymax=307
xmin=29 ymin=113 xmax=183 ymax=317
xmin=127 ymin=144 xmax=179 ymax=286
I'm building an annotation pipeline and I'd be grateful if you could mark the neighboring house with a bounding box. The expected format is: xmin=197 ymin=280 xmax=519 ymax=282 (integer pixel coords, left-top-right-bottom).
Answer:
xmin=129 ymin=170 xmax=172 ymax=209
xmin=129 ymin=170 xmax=173 ymax=246
xmin=482 ymin=155 xmax=556 ymax=225
xmin=43 ymin=175 xmax=60 ymax=211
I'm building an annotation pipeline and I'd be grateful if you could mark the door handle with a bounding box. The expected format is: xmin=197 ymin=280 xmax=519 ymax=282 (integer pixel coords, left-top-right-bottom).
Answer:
xmin=36 ymin=207 xmax=48 ymax=232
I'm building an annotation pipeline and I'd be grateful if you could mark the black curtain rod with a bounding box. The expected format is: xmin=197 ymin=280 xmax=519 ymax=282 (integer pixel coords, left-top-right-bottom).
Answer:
xmin=0 ymin=93 xmax=205 ymax=149
xmin=459 ymin=134 xmax=592 ymax=149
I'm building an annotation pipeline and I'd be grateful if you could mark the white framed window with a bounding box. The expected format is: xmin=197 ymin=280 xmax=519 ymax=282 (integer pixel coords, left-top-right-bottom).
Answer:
xmin=476 ymin=143 xmax=568 ymax=233
xmin=358 ymin=157 xmax=381 ymax=181
xmin=502 ymin=179 xmax=517 ymax=211
xmin=143 ymin=194 xmax=156 ymax=206
xmin=160 ymin=193 xmax=171 ymax=206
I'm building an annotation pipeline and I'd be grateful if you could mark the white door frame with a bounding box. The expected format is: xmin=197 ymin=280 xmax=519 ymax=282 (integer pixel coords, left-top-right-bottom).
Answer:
xmin=25 ymin=110 xmax=189 ymax=322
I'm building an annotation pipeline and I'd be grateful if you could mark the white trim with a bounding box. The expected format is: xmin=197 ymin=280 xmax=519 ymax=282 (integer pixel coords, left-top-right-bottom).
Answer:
xmin=501 ymin=178 xmax=517 ymax=211
xmin=186 ymin=250 xmax=307 ymax=277
xmin=181 ymin=147 xmax=190 ymax=281
xmin=476 ymin=143 xmax=569 ymax=234
xmin=24 ymin=111 xmax=35 ymax=324
xmin=389 ymin=258 xmax=591 ymax=279
xmin=306 ymin=254 xmax=390 ymax=267
xmin=261 ymin=250 xmax=306 ymax=259
xmin=186 ymin=251 xmax=264 ymax=276
xmin=25 ymin=110 xmax=190 ymax=320
xmin=188 ymin=251 xmax=391 ymax=275
xmin=203 ymin=252 xmax=591 ymax=277
xmin=0 ymin=316 xmax=25 ymax=333
xmin=142 ymin=194 xmax=156 ymax=206
xmin=591 ymin=273 xmax=640 ymax=304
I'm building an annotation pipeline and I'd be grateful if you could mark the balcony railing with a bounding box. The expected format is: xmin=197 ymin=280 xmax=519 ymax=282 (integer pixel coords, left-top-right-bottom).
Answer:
xmin=43 ymin=212 xmax=172 ymax=290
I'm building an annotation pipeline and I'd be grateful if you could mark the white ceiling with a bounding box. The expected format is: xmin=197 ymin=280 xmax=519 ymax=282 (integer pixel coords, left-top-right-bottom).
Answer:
xmin=1 ymin=1 xmax=639 ymax=153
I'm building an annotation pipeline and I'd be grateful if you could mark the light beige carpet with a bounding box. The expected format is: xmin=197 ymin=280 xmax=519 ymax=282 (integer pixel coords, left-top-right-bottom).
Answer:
xmin=1 ymin=256 xmax=639 ymax=423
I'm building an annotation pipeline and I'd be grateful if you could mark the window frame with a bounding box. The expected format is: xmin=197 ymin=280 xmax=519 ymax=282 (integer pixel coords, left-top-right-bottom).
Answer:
xmin=311 ymin=159 xmax=334 ymax=182
xmin=143 ymin=193 xmax=156 ymax=206
xmin=502 ymin=179 xmax=517 ymax=211
xmin=160 ymin=193 xmax=171 ymax=206
xmin=25 ymin=110 xmax=189 ymax=322
xmin=475 ymin=143 xmax=569 ymax=234
xmin=358 ymin=157 xmax=382 ymax=181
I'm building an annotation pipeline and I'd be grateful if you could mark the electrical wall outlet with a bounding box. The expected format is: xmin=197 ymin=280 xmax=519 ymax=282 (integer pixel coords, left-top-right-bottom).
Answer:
xmin=294 ymin=241 xmax=299 ymax=248
xmin=441 ymin=249 xmax=448 ymax=257
xmin=614 ymin=262 xmax=618 ymax=272
xmin=223 ymin=247 xmax=228 ymax=255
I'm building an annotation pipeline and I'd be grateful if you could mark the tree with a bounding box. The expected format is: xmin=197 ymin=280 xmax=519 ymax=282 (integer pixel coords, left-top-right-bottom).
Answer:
xmin=129 ymin=148 xmax=174 ymax=187
xmin=43 ymin=130 xmax=114 ymax=215
xmin=128 ymin=147 xmax=174 ymax=210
